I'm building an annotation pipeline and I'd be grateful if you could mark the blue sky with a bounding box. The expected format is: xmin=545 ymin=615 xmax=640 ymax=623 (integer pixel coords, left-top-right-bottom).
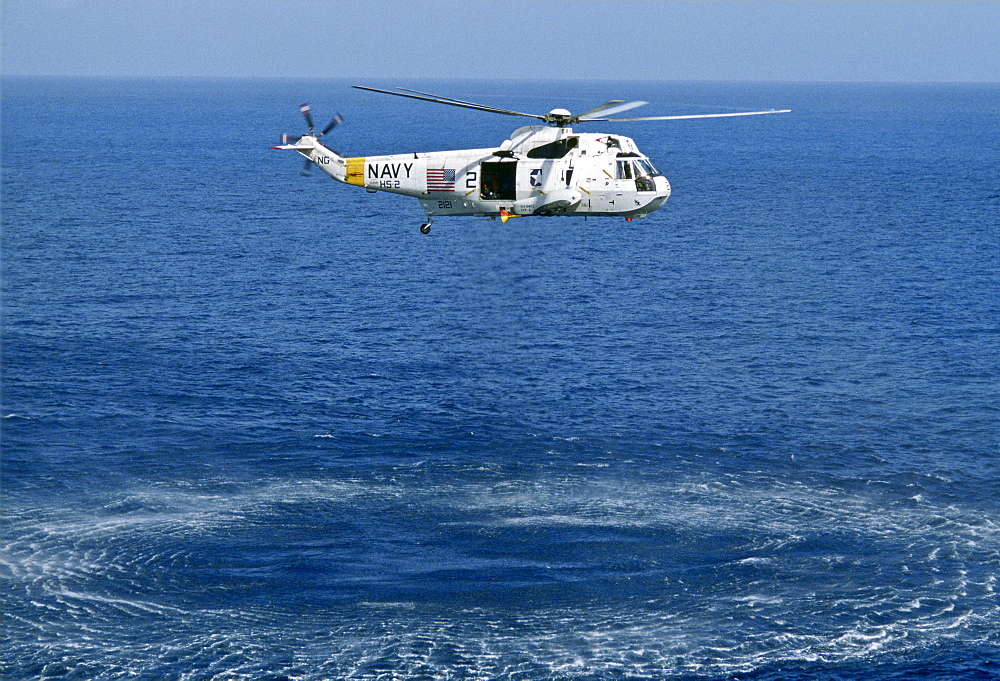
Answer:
xmin=2 ymin=1 xmax=998 ymax=82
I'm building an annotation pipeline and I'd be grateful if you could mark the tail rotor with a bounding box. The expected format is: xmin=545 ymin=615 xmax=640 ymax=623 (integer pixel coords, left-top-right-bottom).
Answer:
xmin=300 ymin=103 xmax=315 ymax=135
xmin=319 ymin=111 xmax=344 ymax=137
xmin=297 ymin=103 xmax=343 ymax=140
xmin=281 ymin=104 xmax=344 ymax=176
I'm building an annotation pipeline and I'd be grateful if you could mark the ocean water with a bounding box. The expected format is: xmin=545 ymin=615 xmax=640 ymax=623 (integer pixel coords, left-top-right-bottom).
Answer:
xmin=2 ymin=78 xmax=998 ymax=680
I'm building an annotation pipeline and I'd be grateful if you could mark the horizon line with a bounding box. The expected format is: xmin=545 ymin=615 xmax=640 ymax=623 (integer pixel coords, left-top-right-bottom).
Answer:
xmin=3 ymin=74 xmax=999 ymax=86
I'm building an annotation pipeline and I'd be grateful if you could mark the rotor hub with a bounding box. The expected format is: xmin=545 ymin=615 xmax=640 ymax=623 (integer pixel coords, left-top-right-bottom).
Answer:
xmin=545 ymin=108 xmax=574 ymax=126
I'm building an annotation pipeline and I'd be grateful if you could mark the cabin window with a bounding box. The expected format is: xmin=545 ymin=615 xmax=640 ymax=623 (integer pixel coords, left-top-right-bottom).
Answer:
xmin=615 ymin=160 xmax=633 ymax=180
xmin=526 ymin=137 xmax=578 ymax=159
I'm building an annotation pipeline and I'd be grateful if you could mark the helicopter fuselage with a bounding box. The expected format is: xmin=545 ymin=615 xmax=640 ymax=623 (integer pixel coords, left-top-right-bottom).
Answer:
xmin=286 ymin=125 xmax=671 ymax=222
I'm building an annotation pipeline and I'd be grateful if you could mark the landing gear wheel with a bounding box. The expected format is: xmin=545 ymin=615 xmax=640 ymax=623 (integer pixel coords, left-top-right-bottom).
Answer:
xmin=419 ymin=223 xmax=431 ymax=234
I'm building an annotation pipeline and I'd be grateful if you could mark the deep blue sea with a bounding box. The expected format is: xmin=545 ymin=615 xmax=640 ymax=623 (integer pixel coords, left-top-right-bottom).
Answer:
xmin=2 ymin=78 xmax=999 ymax=680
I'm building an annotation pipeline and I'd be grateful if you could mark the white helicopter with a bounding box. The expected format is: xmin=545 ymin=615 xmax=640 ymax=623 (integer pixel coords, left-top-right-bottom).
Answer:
xmin=274 ymin=86 xmax=790 ymax=233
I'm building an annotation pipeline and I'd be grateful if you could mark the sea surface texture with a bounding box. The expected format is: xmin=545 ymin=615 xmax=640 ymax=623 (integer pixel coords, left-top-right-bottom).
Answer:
xmin=2 ymin=79 xmax=998 ymax=680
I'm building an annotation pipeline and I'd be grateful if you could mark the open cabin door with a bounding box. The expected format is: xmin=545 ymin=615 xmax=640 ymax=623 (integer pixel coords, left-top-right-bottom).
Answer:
xmin=480 ymin=161 xmax=517 ymax=201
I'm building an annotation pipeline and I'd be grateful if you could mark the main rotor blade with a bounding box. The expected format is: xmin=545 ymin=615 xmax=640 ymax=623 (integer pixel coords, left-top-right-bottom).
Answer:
xmin=575 ymin=100 xmax=648 ymax=120
xmin=593 ymin=109 xmax=792 ymax=122
xmin=396 ymin=87 xmax=530 ymax=114
xmin=353 ymin=85 xmax=546 ymax=121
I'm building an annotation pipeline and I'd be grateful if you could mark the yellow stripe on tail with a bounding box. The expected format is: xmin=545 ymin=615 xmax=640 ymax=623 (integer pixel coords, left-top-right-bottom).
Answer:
xmin=346 ymin=157 xmax=366 ymax=186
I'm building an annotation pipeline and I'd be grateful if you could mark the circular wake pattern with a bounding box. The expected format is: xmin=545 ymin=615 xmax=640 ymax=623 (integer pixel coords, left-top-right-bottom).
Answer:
xmin=4 ymin=464 xmax=998 ymax=679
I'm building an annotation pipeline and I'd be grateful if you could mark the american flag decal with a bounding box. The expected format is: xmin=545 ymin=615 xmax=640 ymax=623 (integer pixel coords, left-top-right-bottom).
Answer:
xmin=427 ymin=168 xmax=456 ymax=192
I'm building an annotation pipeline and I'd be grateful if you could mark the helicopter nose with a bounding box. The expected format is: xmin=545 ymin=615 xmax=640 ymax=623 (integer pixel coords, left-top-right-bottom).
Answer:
xmin=658 ymin=175 xmax=671 ymax=198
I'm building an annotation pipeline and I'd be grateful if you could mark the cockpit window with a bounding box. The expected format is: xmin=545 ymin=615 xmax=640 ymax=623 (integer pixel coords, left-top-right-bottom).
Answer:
xmin=618 ymin=158 xmax=659 ymax=190
xmin=635 ymin=158 xmax=660 ymax=177
xmin=616 ymin=158 xmax=660 ymax=180
xmin=526 ymin=137 xmax=578 ymax=159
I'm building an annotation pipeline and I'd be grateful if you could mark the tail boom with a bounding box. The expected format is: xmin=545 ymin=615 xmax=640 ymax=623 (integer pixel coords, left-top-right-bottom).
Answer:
xmin=272 ymin=135 xmax=347 ymax=182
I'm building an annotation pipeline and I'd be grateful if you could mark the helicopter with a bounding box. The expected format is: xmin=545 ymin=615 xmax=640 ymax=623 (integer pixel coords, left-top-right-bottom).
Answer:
xmin=273 ymin=86 xmax=790 ymax=234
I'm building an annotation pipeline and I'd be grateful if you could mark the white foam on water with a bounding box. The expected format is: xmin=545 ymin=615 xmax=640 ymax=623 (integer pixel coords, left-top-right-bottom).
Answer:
xmin=4 ymin=469 xmax=998 ymax=678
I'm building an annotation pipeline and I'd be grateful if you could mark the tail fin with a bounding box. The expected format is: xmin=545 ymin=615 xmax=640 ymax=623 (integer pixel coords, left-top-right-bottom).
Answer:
xmin=272 ymin=135 xmax=346 ymax=181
